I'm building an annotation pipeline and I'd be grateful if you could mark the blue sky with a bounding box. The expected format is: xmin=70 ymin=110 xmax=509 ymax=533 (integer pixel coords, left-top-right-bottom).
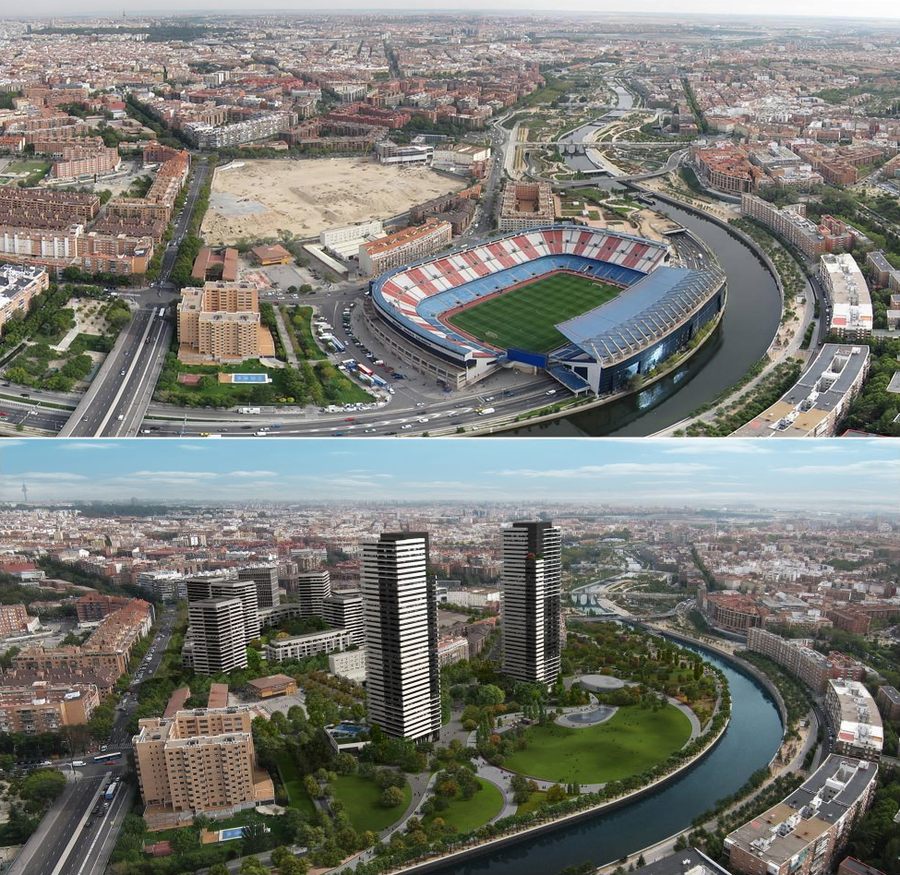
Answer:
xmin=1 ymin=439 xmax=897 ymax=509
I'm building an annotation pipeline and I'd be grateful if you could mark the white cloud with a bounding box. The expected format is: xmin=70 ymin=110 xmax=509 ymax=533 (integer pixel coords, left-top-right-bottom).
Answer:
xmin=663 ymin=443 xmax=771 ymax=456
xmin=494 ymin=462 xmax=715 ymax=479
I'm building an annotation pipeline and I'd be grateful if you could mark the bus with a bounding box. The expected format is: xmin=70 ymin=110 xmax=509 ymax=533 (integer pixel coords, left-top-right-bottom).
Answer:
xmin=357 ymin=363 xmax=374 ymax=378
xmin=93 ymin=751 xmax=122 ymax=764
xmin=104 ymin=779 xmax=119 ymax=801
xmin=328 ymin=336 xmax=346 ymax=353
xmin=158 ymin=307 xmax=166 ymax=319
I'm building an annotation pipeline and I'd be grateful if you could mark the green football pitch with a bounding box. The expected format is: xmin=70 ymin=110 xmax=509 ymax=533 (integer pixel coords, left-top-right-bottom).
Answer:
xmin=446 ymin=272 xmax=621 ymax=353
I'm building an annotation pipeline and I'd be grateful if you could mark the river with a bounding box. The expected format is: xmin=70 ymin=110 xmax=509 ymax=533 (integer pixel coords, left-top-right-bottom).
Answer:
xmin=507 ymin=197 xmax=782 ymax=436
xmin=426 ymin=646 xmax=784 ymax=875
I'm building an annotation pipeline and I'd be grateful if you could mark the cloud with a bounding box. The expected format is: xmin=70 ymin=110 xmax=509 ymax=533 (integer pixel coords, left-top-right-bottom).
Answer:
xmin=775 ymin=459 xmax=900 ymax=477
xmin=60 ymin=442 xmax=116 ymax=451
xmin=663 ymin=443 xmax=771 ymax=456
xmin=494 ymin=462 xmax=715 ymax=479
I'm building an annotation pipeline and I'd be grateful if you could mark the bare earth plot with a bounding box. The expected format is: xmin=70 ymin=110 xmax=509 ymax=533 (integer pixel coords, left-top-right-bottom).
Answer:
xmin=201 ymin=158 xmax=465 ymax=245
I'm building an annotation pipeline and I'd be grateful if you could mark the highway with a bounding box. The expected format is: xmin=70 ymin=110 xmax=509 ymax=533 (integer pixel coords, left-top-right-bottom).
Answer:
xmin=59 ymin=160 xmax=209 ymax=437
xmin=7 ymin=607 xmax=177 ymax=875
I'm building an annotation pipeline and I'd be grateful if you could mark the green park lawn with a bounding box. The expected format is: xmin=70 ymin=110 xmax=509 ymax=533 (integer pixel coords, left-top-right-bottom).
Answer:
xmin=331 ymin=774 xmax=411 ymax=833
xmin=503 ymin=704 xmax=692 ymax=785
xmin=447 ymin=272 xmax=620 ymax=353
xmin=423 ymin=776 xmax=504 ymax=835
xmin=275 ymin=752 xmax=316 ymax=817
xmin=515 ymin=790 xmax=547 ymax=817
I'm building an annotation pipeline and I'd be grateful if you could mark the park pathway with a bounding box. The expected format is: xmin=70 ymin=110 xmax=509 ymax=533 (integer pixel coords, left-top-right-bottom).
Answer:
xmin=272 ymin=305 xmax=299 ymax=366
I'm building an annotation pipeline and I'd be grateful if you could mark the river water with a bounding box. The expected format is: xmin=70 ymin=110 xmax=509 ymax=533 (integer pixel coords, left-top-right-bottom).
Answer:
xmin=427 ymin=647 xmax=784 ymax=875
xmin=508 ymin=198 xmax=782 ymax=436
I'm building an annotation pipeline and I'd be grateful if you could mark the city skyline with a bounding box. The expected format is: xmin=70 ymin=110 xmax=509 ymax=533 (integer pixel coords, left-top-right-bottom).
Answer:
xmin=8 ymin=4 xmax=900 ymax=21
xmin=1 ymin=438 xmax=897 ymax=508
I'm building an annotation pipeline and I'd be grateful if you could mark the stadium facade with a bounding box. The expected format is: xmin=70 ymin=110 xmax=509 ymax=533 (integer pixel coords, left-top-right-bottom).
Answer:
xmin=367 ymin=225 xmax=726 ymax=395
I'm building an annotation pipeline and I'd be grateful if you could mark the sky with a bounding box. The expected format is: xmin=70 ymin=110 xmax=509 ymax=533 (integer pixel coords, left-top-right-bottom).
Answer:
xmin=1 ymin=438 xmax=897 ymax=509
xmin=9 ymin=1 xmax=900 ymax=19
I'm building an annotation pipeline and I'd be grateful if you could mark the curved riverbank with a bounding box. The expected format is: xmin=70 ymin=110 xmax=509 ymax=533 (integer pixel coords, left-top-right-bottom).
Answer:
xmin=371 ymin=715 xmax=731 ymax=875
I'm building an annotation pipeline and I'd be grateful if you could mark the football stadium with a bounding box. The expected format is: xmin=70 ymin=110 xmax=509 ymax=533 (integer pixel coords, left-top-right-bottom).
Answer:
xmin=367 ymin=225 xmax=726 ymax=395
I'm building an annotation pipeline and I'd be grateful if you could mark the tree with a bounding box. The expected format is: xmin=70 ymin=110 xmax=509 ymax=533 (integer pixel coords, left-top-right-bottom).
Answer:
xmin=380 ymin=785 xmax=405 ymax=808
xmin=279 ymin=858 xmax=309 ymax=875
xmin=209 ymin=865 xmax=229 ymax=875
xmin=241 ymin=819 xmax=269 ymax=854
xmin=240 ymin=858 xmax=268 ymax=875
xmin=546 ymin=783 xmax=567 ymax=804
xmin=21 ymin=769 xmax=66 ymax=807
xmin=334 ymin=752 xmax=357 ymax=775
xmin=475 ymin=684 xmax=506 ymax=706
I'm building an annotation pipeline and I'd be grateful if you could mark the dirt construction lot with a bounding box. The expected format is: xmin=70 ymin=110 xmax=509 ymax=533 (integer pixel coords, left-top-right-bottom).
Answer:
xmin=202 ymin=158 xmax=465 ymax=245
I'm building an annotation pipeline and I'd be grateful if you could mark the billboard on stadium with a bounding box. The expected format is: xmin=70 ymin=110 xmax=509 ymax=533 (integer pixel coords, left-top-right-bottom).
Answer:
xmin=507 ymin=348 xmax=548 ymax=369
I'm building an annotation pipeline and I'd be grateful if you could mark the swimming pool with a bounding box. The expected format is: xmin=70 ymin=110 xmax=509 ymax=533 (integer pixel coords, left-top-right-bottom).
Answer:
xmin=230 ymin=373 xmax=269 ymax=383
xmin=219 ymin=826 xmax=246 ymax=841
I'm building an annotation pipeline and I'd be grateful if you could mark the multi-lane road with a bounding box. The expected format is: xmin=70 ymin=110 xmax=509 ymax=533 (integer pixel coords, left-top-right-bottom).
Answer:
xmin=8 ymin=607 xmax=176 ymax=875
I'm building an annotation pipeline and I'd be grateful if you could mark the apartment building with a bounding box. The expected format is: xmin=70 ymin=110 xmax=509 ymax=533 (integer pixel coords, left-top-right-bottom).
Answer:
xmin=825 ymin=680 xmax=883 ymax=761
xmin=741 ymin=195 xmax=826 ymax=259
xmin=75 ymin=592 xmax=131 ymax=622
xmin=358 ymin=220 xmax=452 ymax=277
xmin=501 ymin=521 xmax=562 ymax=686
xmin=361 ymin=532 xmax=441 ymax=740
xmin=437 ymin=635 xmax=469 ymax=667
xmin=11 ymin=597 xmax=153 ymax=688
xmin=746 ymin=629 xmax=865 ymax=693
xmin=0 ymin=681 xmax=100 ymax=733
xmin=725 ymin=755 xmax=878 ymax=875
xmin=182 ymin=112 xmax=290 ymax=149
xmin=497 ymin=181 xmax=554 ymax=232
xmin=322 ymin=590 xmax=365 ymax=646
xmin=876 ymin=685 xmax=900 ymax=722
xmin=692 ymin=144 xmax=763 ymax=194
xmin=819 ymin=254 xmax=873 ymax=340
xmin=177 ymin=281 xmax=273 ymax=362
xmin=133 ymin=705 xmax=273 ymax=827
xmin=187 ymin=574 xmax=260 ymax=643
xmin=735 ymin=344 xmax=869 ymax=438
xmin=264 ymin=627 xmax=354 ymax=662
xmin=866 ymin=250 xmax=900 ymax=291
xmin=185 ymin=598 xmax=248 ymax=676
xmin=294 ymin=570 xmax=332 ymax=618
xmin=0 ymin=265 xmax=49 ymax=334
xmin=237 ymin=566 xmax=280 ymax=609
xmin=328 ymin=648 xmax=367 ymax=682
xmin=0 ymin=603 xmax=39 ymax=636
xmin=50 ymin=144 xmax=120 ymax=181
xmin=697 ymin=588 xmax=766 ymax=633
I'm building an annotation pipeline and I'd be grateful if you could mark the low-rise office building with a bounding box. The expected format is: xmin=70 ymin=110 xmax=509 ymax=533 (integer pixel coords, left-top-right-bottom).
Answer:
xmin=358 ymin=220 xmax=452 ymax=276
xmin=264 ymin=627 xmax=354 ymax=662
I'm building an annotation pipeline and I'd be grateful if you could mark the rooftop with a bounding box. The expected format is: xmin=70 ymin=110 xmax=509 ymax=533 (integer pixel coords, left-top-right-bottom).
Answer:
xmin=556 ymin=266 xmax=725 ymax=365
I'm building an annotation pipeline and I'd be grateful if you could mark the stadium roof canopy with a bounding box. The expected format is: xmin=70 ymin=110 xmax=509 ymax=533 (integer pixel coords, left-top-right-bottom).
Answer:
xmin=555 ymin=266 xmax=724 ymax=365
